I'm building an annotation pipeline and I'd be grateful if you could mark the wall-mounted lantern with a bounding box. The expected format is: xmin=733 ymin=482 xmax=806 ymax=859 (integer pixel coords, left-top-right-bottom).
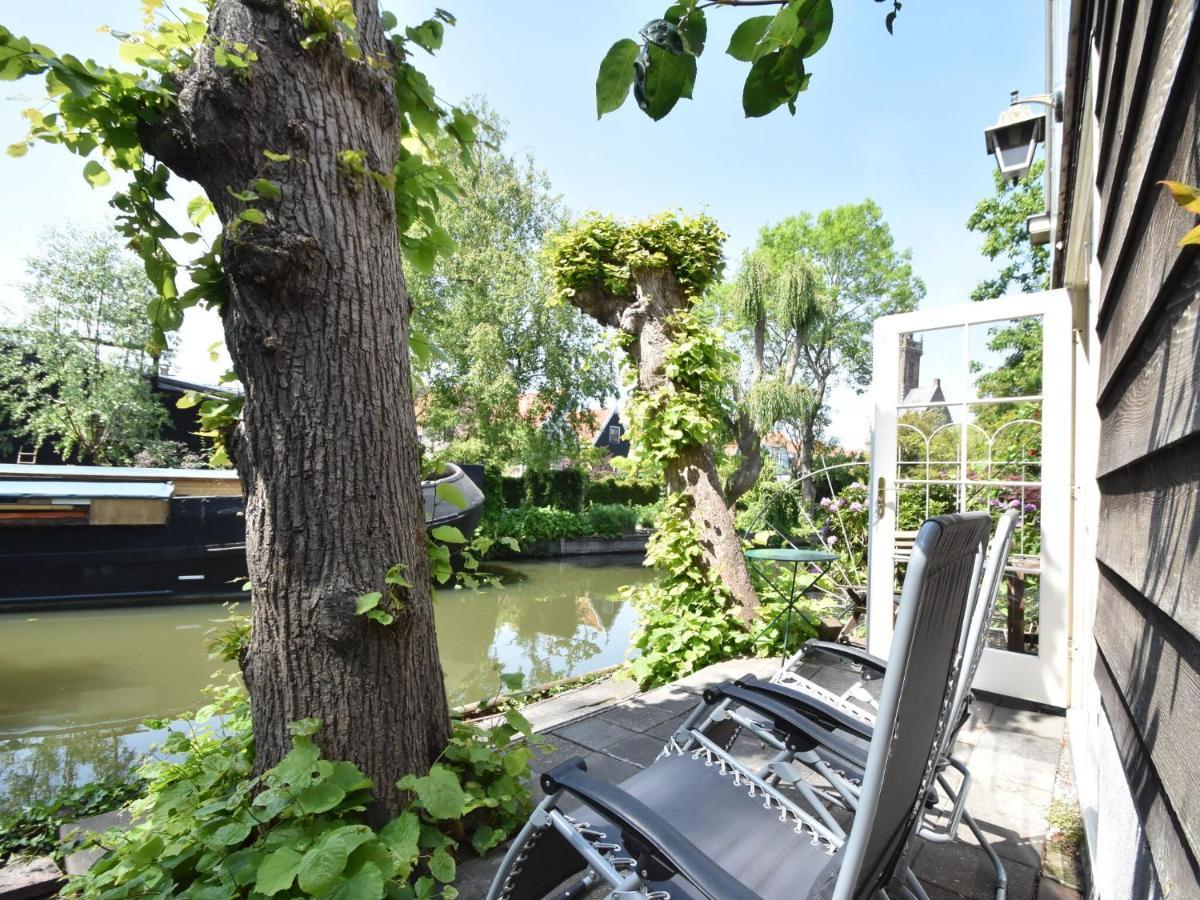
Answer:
xmin=984 ymin=90 xmax=1062 ymax=184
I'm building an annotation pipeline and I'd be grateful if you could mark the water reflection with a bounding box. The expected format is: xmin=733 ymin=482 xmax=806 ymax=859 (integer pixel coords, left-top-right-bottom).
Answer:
xmin=0 ymin=554 xmax=650 ymax=810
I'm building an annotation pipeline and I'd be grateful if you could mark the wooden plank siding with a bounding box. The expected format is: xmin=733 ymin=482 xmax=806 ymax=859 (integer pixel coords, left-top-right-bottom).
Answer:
xmin=1095 ymin=0 xmax=1200 ymax=393
xmin=1088 ymin=0 xmax=1200 ymax=891
xmin=1095 ymin=566 xmax=1200 ymax=857
xmin=1095 ymin=651 xmax=1200 ymax=896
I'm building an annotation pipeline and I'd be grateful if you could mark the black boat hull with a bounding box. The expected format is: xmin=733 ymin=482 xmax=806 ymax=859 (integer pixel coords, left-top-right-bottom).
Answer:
xmin=0 ymin=465 xmax=485 ymax=612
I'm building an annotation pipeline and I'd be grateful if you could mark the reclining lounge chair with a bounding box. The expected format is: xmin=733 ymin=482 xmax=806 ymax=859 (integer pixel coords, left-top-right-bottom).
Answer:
xmin=486 ymin=512 xmax=991 ymax=900
xmin=678 ymin=511 xmax=1018 ymax=898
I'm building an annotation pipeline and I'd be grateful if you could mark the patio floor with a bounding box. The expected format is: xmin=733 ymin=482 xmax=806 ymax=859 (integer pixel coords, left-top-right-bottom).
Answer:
xmin=457 ymin=657 xmax=1082 ymax=899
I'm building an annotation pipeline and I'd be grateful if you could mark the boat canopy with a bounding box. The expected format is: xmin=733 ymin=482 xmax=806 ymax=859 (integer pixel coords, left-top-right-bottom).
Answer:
xmin=0 ymin=480 xmax=175 ymax=500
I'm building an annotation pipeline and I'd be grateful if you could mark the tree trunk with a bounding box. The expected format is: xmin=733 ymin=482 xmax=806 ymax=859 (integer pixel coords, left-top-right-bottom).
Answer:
xmin=572 ymin=268 xmax=758 ymax=622
xmin=723 ymin=406 xmax=763 ymax=505
xmin=797 ymin=427 xmax=817 ymax=508
xmin=142 ymin=0 xmax=450 ymax=818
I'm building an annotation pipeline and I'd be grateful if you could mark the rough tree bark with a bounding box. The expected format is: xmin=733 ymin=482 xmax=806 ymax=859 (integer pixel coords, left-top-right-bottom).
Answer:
xmin=572 ymin=268 xmax=759 ymax=622
xmin=142 ymin=0 xmax=449 ymax=817
xmin=723 ymin=405 xmax=763 ymax=505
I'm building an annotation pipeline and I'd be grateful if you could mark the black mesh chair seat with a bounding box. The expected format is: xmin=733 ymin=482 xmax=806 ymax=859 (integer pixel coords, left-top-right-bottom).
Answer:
xmin=588 ymin=751 xmax=841 ymax=899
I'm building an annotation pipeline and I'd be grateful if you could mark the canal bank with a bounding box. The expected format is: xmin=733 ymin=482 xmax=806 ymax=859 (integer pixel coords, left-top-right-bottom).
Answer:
xmin=0 ymin=554 xmax=651 ymax=811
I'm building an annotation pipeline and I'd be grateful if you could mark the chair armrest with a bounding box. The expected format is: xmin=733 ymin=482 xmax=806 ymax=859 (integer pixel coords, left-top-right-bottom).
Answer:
xmin=800 ymin=639 xmax=888 ymax=676
xmin=541 ymin=757 xmax=760 ymax=900
xmin=705 ymin=682 xmax=869 ymax=771
xmin=735 ymin=676 xmax=875 ymax=742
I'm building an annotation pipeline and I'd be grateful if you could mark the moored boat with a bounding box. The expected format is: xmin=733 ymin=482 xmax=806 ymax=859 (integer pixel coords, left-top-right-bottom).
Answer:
xmin=0 ymin=462 xmax=484 ymax=611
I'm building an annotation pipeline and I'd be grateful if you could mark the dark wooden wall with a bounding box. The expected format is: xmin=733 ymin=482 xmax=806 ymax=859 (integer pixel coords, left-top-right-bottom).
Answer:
xmin=1088 ymin=0 xmax=1200 ymax=892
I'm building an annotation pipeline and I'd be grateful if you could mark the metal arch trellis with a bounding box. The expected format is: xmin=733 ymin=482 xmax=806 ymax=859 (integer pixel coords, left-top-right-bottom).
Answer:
xmin=740 ymin=457 xmax=872 ymax=608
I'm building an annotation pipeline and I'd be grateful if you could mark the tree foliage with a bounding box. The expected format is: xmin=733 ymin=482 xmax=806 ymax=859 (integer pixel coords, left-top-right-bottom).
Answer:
xmin=0 ymin=225 xmax=169 ymax=464
xmin=965 ymin=160 xmax=1049 ymax=301
xmin=597 ymin=0 xmax=901 ymax=120
xmin=406 ymin=106 xmax=615 ymax=468
xmin=722 ymin=200 xmax=923 ymax=496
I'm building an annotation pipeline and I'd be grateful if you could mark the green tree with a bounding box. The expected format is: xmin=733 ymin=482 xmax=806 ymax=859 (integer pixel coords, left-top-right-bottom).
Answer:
xmin=727 ymin=200 xmax=924 ymax=503
xmin=966 ymin=159 xmax=1049 ymax=301
xmin=0 ymin=225 xmax=167 ymax=464
xmin=966 ymin=160 xmax=1047 ymax=448
xmin=407 ymin=106 xmax=616 ymax=467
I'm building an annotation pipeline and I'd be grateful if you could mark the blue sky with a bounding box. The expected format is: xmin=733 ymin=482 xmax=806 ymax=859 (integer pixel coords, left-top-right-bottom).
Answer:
xmin=0 ymin=1 xmax=1046 ymax=447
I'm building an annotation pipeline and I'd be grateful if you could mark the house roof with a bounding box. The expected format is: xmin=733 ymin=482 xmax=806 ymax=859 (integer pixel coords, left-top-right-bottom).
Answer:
xmin=901 ymin=378 xmax=946 ymax=406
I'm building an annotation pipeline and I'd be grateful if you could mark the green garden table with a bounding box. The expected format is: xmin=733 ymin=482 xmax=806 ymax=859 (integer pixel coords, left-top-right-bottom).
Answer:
xmin=745 ymin=547 xmax=840 ymax=661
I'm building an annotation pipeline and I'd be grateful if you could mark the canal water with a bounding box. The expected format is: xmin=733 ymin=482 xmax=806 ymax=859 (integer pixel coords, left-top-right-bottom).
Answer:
xmin=0 ymin=555 xmax=651 ymax=811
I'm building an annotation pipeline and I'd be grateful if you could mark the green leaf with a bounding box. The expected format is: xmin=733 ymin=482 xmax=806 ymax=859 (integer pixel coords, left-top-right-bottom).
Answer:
xmin=255 ymin=847 xmax=303 ymax=896
xmin=298 ymin=841 xmax=350 ymax=894
xmin=430 ymin=524 xmax=467 ymax=544
xmin=366 ymin=608 xmax=395 ymax=625
xmin=82 ymin=159 xmax=110 ymax=186
xmin=187 ymin=195 xmax=215 ymax=225
xmin=470 ymin=824 xmax=499 ymax=856
xmin=596 ymin=38 xmax=639 ymax=118
xmin=403 ymin=764 xmax=466 ymax=820
xmin=252 ymin=178 xmax=282 ymax=200
xmin=434 ymin=482 xmax=468 ymax=509
xmin=288 ymin=717 xmax=323 ymax=737
xmin=295 ymin=779 xmax=346 ymax=814
xmin=239 ymin=208 xmax=265 ymax=225
xmin=757 ymin=3 xmax=800 ymax=57
xmin=6 ymin=142 xmax=28 ymax=157
xmin=666 ymin=5 xmax=706 ymax=55
xmin=428 ymin=847 xmax=455 ymax=883
xmin=638 ymin=43 xmax=695 ymax=120
xmin=726 ymin=15 xmax=773 ymax=61
xmin=379 ymin=812 xmax=420 ymax=863
xmin=380 ymin=10 xmax=398 ymax=31
xmin=385 ymin=564 xmax=411 ymax=587
xmin=262 ymin=149 xmax=291 ymax=162
xmin=742 ymin=48 xmax=805 ymax=118
xmin=205 ymin=820 xmax=251 ymax=848
xmin=355 ymin=591 xmax=383 ymax=614
xmin=795 ymin=0 xmax=834 ymax=57
xmin=1180 ymin=223 xmax=1200 ymax=246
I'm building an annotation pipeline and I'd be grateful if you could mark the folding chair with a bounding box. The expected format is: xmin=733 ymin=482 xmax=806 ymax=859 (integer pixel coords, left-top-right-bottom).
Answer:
xmin=486 ymin=512 xmax=990 ymax=900
xmin=683 ymin=510 xmax=1018 ymax=899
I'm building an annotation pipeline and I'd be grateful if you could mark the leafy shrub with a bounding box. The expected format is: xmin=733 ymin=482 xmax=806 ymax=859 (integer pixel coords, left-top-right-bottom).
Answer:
xmin=491 ymin=506 xmax=583 ymax=544
xmin=585 ymin=478 xmax=661 ymax=507
xmin=499 ymin=475 xmax=524 ymax=509
xmin=69 ymin=683 xmax=544 ymax=899
xmin=523 ymin=468 xmax=584 ymax=512
xmin=0 ymin=777 xmax=144 ymax=865
xmin=635 ymin=501 xmax=661 ymax=529
xmin=581 ymin=503 xmax=639 ymax=538
xmin=67 ymin=613 xmax=546 ymax=898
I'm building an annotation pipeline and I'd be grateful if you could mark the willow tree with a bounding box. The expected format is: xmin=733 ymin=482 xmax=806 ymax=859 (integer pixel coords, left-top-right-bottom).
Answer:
xmin=547 ymin=213 xmax=758 ymax=622
xmin=1 ymin=4 xmax=477 ymax=815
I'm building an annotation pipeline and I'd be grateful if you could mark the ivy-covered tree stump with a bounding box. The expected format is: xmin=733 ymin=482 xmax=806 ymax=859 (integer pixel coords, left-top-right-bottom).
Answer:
xmin=548 ymin=213 xmax=758 ymax=622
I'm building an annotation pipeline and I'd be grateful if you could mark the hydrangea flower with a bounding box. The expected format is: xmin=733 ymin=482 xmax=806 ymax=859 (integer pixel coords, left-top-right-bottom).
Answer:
xmin=827 ymin=535 xmax=838 ymax=546
xmin=820 ymin=497 xmax=832 ymax=508
xmin=1023 ymin=502 xmax=1038 ymax=513
xmin=849 ymin=501 xmax=864 ymax=512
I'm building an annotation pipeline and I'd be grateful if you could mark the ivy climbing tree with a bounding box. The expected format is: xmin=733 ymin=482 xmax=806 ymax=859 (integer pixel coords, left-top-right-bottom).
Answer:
xmin=1 ymin=2 xmax=477 ymax=819
xmin=547 ymin=213 xmax=759 ymax=622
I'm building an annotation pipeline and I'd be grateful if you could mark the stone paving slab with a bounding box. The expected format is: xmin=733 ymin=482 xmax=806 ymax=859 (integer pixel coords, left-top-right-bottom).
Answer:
xmin=455 ymin=656 xmax=1069 ymax=899
xmin=0 ymin=857 xmax=63 ymax=900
